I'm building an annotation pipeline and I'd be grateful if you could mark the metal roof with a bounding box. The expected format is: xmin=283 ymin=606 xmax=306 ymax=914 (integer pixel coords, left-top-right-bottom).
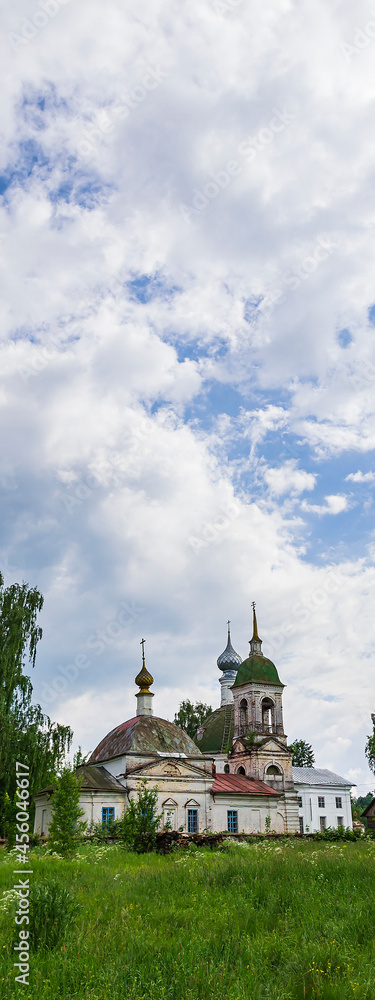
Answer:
xmin=35 ymin=764 xmax=125 ymax=798
xmin=212 ymin=774 xmax=279 ymax=796
xmin=292 ymin=767 xmax=352 ymax=787
xmin=88 ymin=715 xmax=201 ymax=763
xmin=76 ymin=765 xmax=125 ymax=792
xmin=217 ymin=629 xmax=242 ymax=671
xmin=196 ymin=705 xmax=234 ymax=754
xmin=233 ymin=653 xmax=284 ymax=688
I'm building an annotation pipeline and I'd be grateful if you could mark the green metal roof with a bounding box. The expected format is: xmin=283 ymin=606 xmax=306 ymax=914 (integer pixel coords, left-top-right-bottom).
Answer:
xmin=195 ymin=705 xmax=234 ymax=753
xmin=233 ymin=654 xmax=283 ymax=688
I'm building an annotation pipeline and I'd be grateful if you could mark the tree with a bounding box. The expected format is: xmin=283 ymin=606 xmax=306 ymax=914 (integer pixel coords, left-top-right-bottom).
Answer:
xmin=48 ymin=764 xmax=87 ymax=855
xmin=174 ymin=700 xmax=212 ymax=741
xmin=365 ymin=714 xmax=375 ymax=775
xmin=289 ymin=739 xmax=315 ymax=767
xmin=351 ymin=793 xmax=373 ymax=823
xmin=121 ymin=781 xmax=162 ymax=852
xmin=0 ymin=572 xmax=72 ymax=835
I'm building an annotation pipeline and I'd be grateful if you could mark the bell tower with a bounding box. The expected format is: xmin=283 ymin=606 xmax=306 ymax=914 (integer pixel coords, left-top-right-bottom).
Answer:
xmin=228 ymin=605 xmax=298 ymax=832
xmin=232 ymin=604 xmax=285 ymax=742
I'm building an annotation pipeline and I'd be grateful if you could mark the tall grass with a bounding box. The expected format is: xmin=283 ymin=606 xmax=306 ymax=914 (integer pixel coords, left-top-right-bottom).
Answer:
xmin=1 ymin=838 xmax=375 ymax=999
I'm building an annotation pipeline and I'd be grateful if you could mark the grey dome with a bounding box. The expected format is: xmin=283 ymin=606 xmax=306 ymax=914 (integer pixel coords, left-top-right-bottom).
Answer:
xmin=217 ymin=624 xmax=242 ymax=672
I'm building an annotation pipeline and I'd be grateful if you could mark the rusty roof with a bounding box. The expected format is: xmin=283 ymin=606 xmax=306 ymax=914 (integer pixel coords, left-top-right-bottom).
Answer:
xmin=88 ymin=715 xmax=201 ymax=764
xmin=212 ymin=774 xmax=280 ymax=796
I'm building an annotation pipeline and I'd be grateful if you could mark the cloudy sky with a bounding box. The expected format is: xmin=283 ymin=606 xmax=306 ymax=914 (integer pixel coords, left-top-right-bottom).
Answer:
xmin=1 ymin=0 xmax=375 ymax=792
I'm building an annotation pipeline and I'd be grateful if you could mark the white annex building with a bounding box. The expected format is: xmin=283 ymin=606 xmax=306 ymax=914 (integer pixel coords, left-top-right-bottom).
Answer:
xmin=34 ymin=610 xmax=353 ymax=837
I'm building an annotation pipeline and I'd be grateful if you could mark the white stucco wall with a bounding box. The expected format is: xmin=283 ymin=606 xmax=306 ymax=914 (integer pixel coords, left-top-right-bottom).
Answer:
xmin=127 ymin=772 xmax=213 ymax=832
xmin=34 ymin=791 xmax=125 ymax=836
xmin=212 ymin=795 xmax=285 ymax=834
xmin=295 ymin=783 xmax=352 ymax=833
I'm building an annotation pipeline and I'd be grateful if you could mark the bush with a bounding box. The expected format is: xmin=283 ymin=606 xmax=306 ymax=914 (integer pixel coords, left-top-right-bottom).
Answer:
xmin=121 ymin=781 xmax=162 ymax=853
xmin=48 ymin=765 xmax=87 ymax=855
xmin=313 ymin=825 xmax=362 ymax=842
xmin=89 ymin=817 xmax=123 ymax=841
xmin=28 ymin=878 xmax=79 ymax=951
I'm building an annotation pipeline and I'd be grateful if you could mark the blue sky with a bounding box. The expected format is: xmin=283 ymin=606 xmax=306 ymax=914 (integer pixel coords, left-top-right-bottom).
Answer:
xmin=1 ymin=0 xmax=375 ymax=793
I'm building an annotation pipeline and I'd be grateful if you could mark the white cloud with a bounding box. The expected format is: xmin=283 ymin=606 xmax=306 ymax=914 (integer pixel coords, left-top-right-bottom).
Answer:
xmin=263 ymin=459 xmax=316 ymax=496
xmin=301 ymin=494 xmax=350 ymax=516
xmin=1 ymin=0 xmax=375 ymax=783
xmin=346 ymin=470 xmax=375 ymax=483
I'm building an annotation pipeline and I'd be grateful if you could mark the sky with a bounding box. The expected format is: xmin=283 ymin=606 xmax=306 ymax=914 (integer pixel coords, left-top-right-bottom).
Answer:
xmin=1 ymin=0 xmax=375 ymax=795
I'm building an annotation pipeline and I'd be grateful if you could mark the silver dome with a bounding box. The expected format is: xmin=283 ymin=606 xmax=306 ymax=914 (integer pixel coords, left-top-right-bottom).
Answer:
xmin=217 ymin=623 xmax=242 ymax=672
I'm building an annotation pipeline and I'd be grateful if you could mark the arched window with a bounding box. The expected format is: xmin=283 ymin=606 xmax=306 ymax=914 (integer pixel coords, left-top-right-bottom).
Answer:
xmin=224 ymin=763 xmax=230 ymax=774
xmin=162 ymin=798 xmax=178 ymax=830
xmin=240 ymin=699 xmax=248 ymax=732
xmin=265 ymin=764 xmax=282 ymax=784
xmin=237 ymin=766 xmax=246 ymax=776
xmin=261 ymin=697 xmax=274 ymax=732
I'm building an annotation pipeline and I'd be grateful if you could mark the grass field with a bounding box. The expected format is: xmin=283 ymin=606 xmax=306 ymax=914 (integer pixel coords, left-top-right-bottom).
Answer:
xmin=1 ymin=838 xmax=375 ymax=1000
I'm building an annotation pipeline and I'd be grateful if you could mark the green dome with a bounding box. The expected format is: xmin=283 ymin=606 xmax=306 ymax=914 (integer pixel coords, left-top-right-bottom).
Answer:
xmin=233 ymin=654 xmax=283 ymax=688
xmin=195 ymin=705 xmax=234 ymax=754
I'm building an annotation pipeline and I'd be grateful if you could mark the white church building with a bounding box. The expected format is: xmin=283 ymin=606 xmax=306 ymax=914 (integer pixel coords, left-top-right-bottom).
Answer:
xmin=34 ymin=610 xmax=353 ymax=837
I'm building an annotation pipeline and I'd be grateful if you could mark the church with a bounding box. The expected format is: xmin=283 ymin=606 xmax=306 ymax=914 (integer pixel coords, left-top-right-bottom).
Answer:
xmin=34 ymin=608 xmax=353 ymax=837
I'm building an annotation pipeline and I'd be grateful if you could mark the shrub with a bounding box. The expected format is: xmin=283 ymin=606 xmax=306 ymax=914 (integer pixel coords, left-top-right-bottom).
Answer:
xmin=28 ymin=878 xmax=79 ymax=951
xmin=89 ymin=817 xmax=123 ymax=841
xmin=121 ymin=781 xmax=162 ymax=853
xmin=313 ymin=825 xmax=362 ymax=842
xmin=48 ymin=764 xmax=87 ymax=855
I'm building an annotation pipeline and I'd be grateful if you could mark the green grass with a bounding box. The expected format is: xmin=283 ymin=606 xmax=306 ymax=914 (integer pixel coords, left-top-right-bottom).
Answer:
xmin=1 ymin=838 xmax=375 ymax=999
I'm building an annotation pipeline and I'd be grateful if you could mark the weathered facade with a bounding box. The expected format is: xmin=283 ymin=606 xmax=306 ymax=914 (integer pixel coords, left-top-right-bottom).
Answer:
xmin=34 ymin=611 xmax=352 ymax=838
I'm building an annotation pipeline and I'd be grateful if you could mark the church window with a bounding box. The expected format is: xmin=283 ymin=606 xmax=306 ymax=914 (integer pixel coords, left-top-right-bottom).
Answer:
xmin=227 ymin=810 xmax=238 ymax=833
xmin=187 ymin=808 xmax=198 ymax=833
xmin=335 ymin=797 xmax=342 ymax=809
xmin=224 ymin=764 xmax=230 ymax=774
xmin=266 ymin=765 xmax=281 ymax=776
xmin=318 ymin=796 xmax=325 ymax=808
xmin=237 ymin=766 xmax=246 ymax=775
xmin=239 ymin=699 xmax=248 ymax=731
xmin=298 ymin=796 xmax=302 ymax=807
xmin=102 ymin=807 xmax=115 ymax=829
xmin=261 ymin=697 xmax=274 ymax=732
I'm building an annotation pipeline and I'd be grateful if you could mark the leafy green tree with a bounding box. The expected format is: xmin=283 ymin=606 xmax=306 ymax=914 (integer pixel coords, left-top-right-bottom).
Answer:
xmin=365 ymin=714 xmax=375 ymax=775
xmin=3 ymin=793 xmax=17 ymax=849
xmin=351 ymin=793 xmax=373 ymax=824
xmin=173 ymin=699 xmax=212 ymax=741
xmin=0 ymin=572 xmax=72 ymax=834
xmin=121 ymin=781 xmax=162 ymax=852
xmin=48 ymin=765 xmax=87 ymax=855
xmin=289 ymin=739 xmax=315 ymax=767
